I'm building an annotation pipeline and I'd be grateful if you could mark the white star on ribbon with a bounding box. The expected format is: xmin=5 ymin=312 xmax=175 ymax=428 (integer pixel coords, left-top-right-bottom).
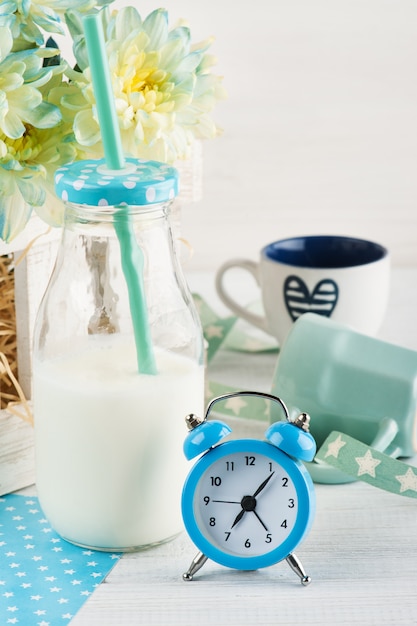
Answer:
xmin=194 ymin=299 xmax=203 ymax=314
xmin=204 ymin=384 xmax=214 ymax=403
xmin=355 ymin=450 xmax=381 ymax=478
xmin=224 ymin=396 xmax=248 ymax=415
xmin=204 ymin=324 xmax=224 ymax=339
xmin=396 ymin=467 xmax=417 ymax=493
xmin=242 ymin=338 xmax=267 ymax=351
xmin=324 ymin=434 xmax=347 ymax=459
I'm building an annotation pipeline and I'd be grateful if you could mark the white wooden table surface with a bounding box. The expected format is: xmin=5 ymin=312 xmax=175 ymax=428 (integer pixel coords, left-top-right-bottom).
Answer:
xmin=21 ymin=268 xmax=417 ymax=625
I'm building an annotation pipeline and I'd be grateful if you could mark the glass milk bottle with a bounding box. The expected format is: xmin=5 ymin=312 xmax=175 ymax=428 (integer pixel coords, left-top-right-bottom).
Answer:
xmin=33 ymin=158 xmax=204 ymax=551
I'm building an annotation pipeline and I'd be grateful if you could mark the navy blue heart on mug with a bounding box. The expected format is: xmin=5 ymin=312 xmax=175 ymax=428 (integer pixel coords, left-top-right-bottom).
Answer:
xmin=284 ymin=275 xmax=339 ymax=322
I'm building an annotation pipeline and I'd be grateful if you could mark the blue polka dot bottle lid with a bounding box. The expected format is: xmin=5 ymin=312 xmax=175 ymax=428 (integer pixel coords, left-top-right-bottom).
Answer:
xmin=54 ymin=158 xmax=179 ymax=206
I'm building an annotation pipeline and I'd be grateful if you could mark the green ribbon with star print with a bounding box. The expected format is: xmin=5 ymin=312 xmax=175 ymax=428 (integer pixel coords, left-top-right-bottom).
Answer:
xmin=193 ymin=293 xmax=278 ymax=363
xmin=316 ymin=432 xmax=417 ymax=498
xmin=193 ymin=294 xmax=279 ymax=422
xmin=195 ymin=294 xmax=417 ymax=499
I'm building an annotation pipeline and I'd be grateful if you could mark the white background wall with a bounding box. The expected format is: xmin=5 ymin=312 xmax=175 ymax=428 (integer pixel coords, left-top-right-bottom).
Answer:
xmin=77 ymin=1 xmax=417 ymax=269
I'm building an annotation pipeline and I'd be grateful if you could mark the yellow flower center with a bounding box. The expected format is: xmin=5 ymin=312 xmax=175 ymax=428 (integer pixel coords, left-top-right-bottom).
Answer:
xmin=1 ymin=125 xmax=42 ymax=163
xmin=118 ymin=48 xmax=175 ymax=114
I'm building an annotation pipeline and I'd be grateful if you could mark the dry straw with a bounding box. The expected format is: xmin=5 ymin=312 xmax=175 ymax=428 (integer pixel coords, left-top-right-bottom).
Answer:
xmin=0 ymin=232 xmax=50 ymax=424
xmin=0 ymin=254 xmax=18 ymax=410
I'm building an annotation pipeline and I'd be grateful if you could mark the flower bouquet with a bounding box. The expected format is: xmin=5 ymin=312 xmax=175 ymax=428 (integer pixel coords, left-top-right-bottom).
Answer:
xmin=0 ymin=0 xmax=225 ymax=242
xmin=0 ymin=0 xmax=224 ymax=413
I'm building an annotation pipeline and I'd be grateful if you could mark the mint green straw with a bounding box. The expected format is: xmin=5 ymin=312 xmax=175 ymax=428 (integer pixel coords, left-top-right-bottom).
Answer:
xmin=83 ymin=13 xmax=125 ymax=170
xmin=83 ymin=13 xmax=157 ymax=375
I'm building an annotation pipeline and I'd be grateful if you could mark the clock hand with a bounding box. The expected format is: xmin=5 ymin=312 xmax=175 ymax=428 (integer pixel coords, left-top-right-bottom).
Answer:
xmin=253 ymin=510 xmax=268 ymax=532
xmin=230 ymin=473 xmax=275 ymax=530
xmin=231 ymin=508 xmax=246 ymax=529
xmin=212 ymin=500 xmax=241 ymax=504
xmin=230 ymin=493 xmax=258 ymax=529
xmin=252 ymin=471 xmax=275 ymax=498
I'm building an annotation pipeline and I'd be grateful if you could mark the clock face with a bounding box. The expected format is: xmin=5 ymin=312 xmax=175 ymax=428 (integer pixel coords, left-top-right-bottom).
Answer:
xmin=182 ymin=439 xmax=315 ymax=570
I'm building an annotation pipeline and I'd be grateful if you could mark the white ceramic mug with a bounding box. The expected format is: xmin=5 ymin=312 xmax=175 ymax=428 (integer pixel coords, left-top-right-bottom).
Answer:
xmin=215 ymin=235 xmax=390 ymax=344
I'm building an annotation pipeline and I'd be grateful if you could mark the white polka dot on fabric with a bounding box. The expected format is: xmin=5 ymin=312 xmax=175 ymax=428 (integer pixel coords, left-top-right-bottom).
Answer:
xmin=146 ymin=187 xmax=156 ymax=202
xmin=169 ymin=188 xmax=175 ymax=200
xmin=81 ymin=169 xmax=93 ymax=173
xmin=98 ymin=180 xmax=111 ymax=186
xmin=55 ymin=173 xmax=64 ymax=184
xmin=98 ymin=198 xmax=108 ymax=206
xmin=62 ymin=190 xmax=68 ymax=201
xmin=123 ymin=181 xmax=136 ymax=189
xmin=73 ymin=179 xmax=85 ymax=191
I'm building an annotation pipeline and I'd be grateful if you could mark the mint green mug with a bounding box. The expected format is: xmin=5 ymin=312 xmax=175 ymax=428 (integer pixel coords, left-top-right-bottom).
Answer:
xmin=271 ymin=313 xmax=417 ymax=483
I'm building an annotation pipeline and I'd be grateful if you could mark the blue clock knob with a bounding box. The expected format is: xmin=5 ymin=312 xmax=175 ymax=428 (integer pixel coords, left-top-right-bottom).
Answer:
xmin=183 ymin=416 xmax=232 ymax=460
xmin=265 ymin=414 xmax=316 ymax=462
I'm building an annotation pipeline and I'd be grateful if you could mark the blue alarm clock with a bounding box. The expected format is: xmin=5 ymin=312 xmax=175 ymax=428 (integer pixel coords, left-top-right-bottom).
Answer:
xmin=181 ymin=391 xmax=316 ymax=585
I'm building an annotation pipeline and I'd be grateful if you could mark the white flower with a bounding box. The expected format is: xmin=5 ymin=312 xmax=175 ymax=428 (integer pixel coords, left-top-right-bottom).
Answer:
xmin=71 ymin=7 xmax=226 ymax=163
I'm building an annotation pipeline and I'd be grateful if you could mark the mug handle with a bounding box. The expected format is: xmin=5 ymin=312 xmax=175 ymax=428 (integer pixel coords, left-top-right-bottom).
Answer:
xmin=215 ymin=258 xmax=270 ymax=333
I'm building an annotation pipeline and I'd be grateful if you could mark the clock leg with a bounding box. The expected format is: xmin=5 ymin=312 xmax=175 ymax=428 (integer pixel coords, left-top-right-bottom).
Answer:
xmin=183 ymin=551 xmax=208 ymax=581
xmin=285 ymin=552 xmax=311 ymax=586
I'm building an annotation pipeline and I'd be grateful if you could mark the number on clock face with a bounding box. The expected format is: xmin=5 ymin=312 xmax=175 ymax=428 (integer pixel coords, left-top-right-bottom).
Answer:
xmin=194 ymin=451 xmax=298 ymax=557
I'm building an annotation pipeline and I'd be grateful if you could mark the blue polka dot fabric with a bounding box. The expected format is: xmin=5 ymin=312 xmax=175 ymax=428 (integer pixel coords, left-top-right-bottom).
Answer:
xmin=0 ymin=494 xmax=121 ymax=625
